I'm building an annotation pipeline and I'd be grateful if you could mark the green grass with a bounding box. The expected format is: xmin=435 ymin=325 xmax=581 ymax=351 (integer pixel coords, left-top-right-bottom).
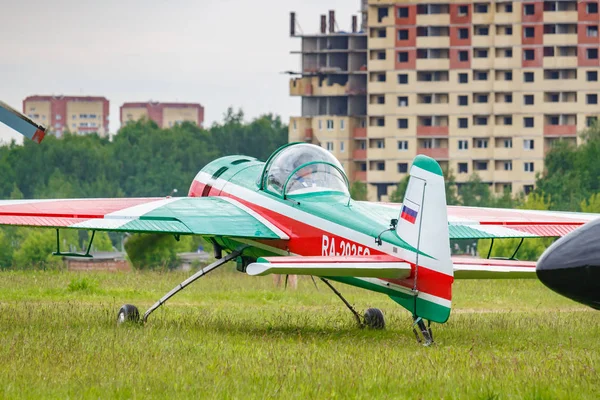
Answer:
xmin=0 ymin=266 xmax=598 ymax=399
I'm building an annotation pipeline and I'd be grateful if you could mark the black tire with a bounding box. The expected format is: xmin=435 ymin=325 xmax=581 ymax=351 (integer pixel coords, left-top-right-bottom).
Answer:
xmin=117 ymin=304 xmax=140 ymax=324
xmin=364 ymin=308 xmax=385 ymax=329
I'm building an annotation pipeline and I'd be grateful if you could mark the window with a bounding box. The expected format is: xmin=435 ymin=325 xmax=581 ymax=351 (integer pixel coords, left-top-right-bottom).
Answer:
xmin=340 ymin=141 xmax=345 ymax=152
xmin=327 ymin=119 xmax=334 ymax=130
xmin=326 ymin=142 xmax=334 ymax=151
xmin=421 ymin=117 xmax=433 ymax=127
xmin=458 ymin=118 xmax=468 ymax=128
xmin=398 ymin=140 xmax=408 ymax=150
xmin=524 ymin=4 xmax=535 ymax=15
xmin=398 ymin=96 xmax=409 ymax=107
xmin=524 ymin=117 xmax=534 ymax=127
xmin=549 ymin=93 xmax=560 ymax=103
xmin=505 ymin=48 xmax=513 ymax=57
xmin=504 ymin=161 xmax=513 ymax=171
xmin=398 ymin=74 xmax=408 ymax=84
xmin=458 ymin=73 xmax=468 ymax=83
xmin=503 ymin=116 xmax=513 ymax=125
xmin=458 ymin=95 xmax=469 ymax=106
xmin=544 ymin=46 xmax=555 ymax=57
xmin=56 ymin=115 xmax=62 ymax=120
xmin=523 ymin=139 xmax=535 ymax=150
xmin=398 ymin=29 xmax=409 ymax=40
xmin=475 ymin=71 xmax=488 ymax=80
xmin=475 ymin=116 xmax=489 ymax=126
xmin=547 ymin=70 xmax=560 ymax=80
xmin=458 ymin=140 xmax=469 ymax=150
xmin=587 ymin=71 xmax=598 ymax=81
xmin=506 ymin=3 xmax=513 ymax=13
xmin=524 ymin=27 xmax=535 ymax=38
xmin=523 ymin=49 xmax=535 ymax=60
xmin=318 ymin=120 xmax=323 ymax=130
xmin=458 ymin=163 xmax=468 ymax=174
xmin=458 ymin=28 xmax=469 ymax=39
xmin=377 ymin=73 xmax=386 ymax=82
xmin=421 ymin=95 xmax=433 ymax=104
xmin=292 ymin=120 xmax=297 ymax=130
xmin=397 ymin=163 xmax=408 ymax=173
xmin=398 ymin=6 xmax=409 ymax=17
xmin=475 ymin=48 xmax=488 ymax=58
xmin=524 ymin=94 xmax=534 ymax=105
xmin=398 ymin=52 xmax=409 ymax=63
xmin=524 ymin=72 xmax=535 ymax=82
xmin=505 ymin=94 xmax=513 ymax=103
xmin=587 ymin=3 xmax=598 ymax=14
xmin=475 ymin=25 xmax=489 ymax=36
xmin=340 ymin=120 xmax=345 ymax=130
xmin=475 ymin=161 xmax=488 ymax=171
xmin=397 ymin=119 xmax=408 ymax=129
xmin=376 ymin=140 xmax=385 ymax=149
xmin=377 ymin=51 xmax=386 ymax=60
xmin=475 ymin=94 xmax=489 ymax=103
xmin=549 ymin=116 xmax=560 ymax=125
xmin=458 ymin=5 xmax=469 ymax=16
xmin=474 ymin=3 xmax=488 ymax=13
xmin=587 ymin=116 xmax=598 ymax=127
xmin=458 ymin=51 xmax=469 ymax=62
xmin=587 ymin=26 xmax=598 ymax=37
xmin=375 ymin=118 xmax=385 ymax=127
xmin=376 ymin=162 xmax=385 ymax=171
xmin=474 ymin=138 xmax=488 ymax=148
xmin=524 ymin=162 xmax=534 ymax=172
xmin=504 ymin=138 xmax=513 ymax=148
xmin=588 ymin=48 xmax=599 ymax=59
xmin=505 ymin=71 xmax=513 ymax=81
xmin=588 ymin=94 xmax=598 ymax=104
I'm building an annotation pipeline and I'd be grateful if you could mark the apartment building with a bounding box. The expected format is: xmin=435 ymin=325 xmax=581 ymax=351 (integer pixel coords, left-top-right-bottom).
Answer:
xmin=288 ymin=9 xmax=369 ymax=181
xmin=120 ymin=102 xmax=205 ymax=128
xmin=22 ymin=95 xmax=110 ymax=137
xmin=290 ymin=0 xmax=600 ymax=200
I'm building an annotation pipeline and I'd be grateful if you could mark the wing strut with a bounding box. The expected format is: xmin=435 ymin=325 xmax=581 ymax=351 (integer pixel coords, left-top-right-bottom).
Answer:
xmin=142 ymin=247 xmax=245 ymax=323
xmin=52 ymin=229 xmax=96 ymax=258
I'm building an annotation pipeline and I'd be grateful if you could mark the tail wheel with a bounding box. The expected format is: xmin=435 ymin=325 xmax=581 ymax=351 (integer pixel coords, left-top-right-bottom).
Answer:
xmin=364 ymin=308 xmax=385 ymax=329
xmin=117 ymin=304 xmax=140 ymax=324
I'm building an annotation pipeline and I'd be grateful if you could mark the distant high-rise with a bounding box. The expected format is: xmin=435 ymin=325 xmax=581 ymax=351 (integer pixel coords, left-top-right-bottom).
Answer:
xmin=120 ymin=102 xmax=205 ymax=129
xmin=23 ymin=95 xmax=110 ymax=137
xmin=290 ymin=0 xmax=600 ymax=201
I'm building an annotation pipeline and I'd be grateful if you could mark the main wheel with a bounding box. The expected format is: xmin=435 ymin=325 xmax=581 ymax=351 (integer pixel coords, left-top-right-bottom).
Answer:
xmin=364 ymin=308 xmax=385 ymax=329
xmin=117 ymin=304 xmax=140 ymax=324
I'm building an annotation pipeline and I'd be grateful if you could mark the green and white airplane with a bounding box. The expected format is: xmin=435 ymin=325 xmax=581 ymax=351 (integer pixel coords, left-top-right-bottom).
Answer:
xmin=1 ymin=102 xmax=598 ymax=344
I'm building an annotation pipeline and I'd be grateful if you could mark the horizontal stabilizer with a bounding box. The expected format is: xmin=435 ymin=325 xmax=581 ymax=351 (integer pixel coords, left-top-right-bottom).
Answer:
xmin=247 ymin=255 xmax=412 ymax=279
xmin=452 ymin=257 xmax=537 ymax=279
xmin=0 ymin=101 xmax=47 ymax=143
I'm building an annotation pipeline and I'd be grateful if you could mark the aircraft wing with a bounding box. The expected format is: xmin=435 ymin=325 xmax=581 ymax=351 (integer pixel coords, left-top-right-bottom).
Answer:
xmin=452 ymin=257 xmax=537 ymax=279
xmin=375 ymin=202 xmax=599 ymax=239
xmin=0 ymin=101 xmax=48 ymax=143
xmin=247 ymin=255 xmax=412 ymax=279
xmin=0 ymin=197 xmax=289 ymax=240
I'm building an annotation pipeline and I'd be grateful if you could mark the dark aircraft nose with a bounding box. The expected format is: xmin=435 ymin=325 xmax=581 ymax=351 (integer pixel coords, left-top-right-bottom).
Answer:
xmin=536 ymin=218 xmax=600 ymax=310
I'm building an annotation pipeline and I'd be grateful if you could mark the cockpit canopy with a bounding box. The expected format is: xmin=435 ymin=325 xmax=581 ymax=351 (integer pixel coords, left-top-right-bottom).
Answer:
xmin=261 ymin=143 xmax=349 ymax=197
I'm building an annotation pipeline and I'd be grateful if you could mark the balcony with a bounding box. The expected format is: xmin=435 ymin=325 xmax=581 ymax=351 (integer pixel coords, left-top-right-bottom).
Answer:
xmin=289 ymin=78 xmax=312 ymax=96
xmin=416 ymin=59 xmax=450 ymax=70
xmin=471 ymin=57 xmax=493 ymax=70
xmin=543 ymin=57 xmax=578 ymax=69
xmin=494 ymin=36 xmax=518 ymax=48
xmin=416 ymin=147 xmax=449 ymax=159
xmin=543 ymin=11 xmax=577 ymax=23
xmin=472 ymin=36 xmax=493 ymax=48
xmin=494 ymin=57 xmax=519 ymax=70
xmin=368 ymin=81 xmax=389 ymax=93
xmin=368 ymin=104 xmax=386 ymax=116
xmin=313 ymin=82 xmax=349 ymax=96
xmin=470 ymin=148 xmax=493 ymax=159
xmin=473 ymin=169 xmax=494 ymax=181
xmin=367 ymin=170 xmax=391 ymax=182
xmin=353 ymin=148 xmax=367 ymax=160
xmin=417 ymin=14 xmax=450 ymax=26
xmin=543 ymin=34 xmax=578 ymax=46
xmin=493 ymin=125 xmax=516 ymax=137
xmin=353 ymin=127 xmax=367 ymax=138
xmin=493 ymin=170 xmax=514 ymax=182
xmin=354 ymin=170 xmax=367 ymax=181
xmin=493 ymin=148 xmax=515 ymax=159
xmin=305 ymin=128 xmax=314 ymax=141
xmin=544 ymin=125 xmax=577 ymax=136
xmin=416 ymin=126 xmax=449 ymax=136
xmin=416 ymin=36 xmax=450 ymax=48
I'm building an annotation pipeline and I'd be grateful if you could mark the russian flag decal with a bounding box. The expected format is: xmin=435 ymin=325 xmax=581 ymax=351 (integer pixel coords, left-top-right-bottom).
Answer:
xmin=400 ymin=203 xmax=418 ymax=224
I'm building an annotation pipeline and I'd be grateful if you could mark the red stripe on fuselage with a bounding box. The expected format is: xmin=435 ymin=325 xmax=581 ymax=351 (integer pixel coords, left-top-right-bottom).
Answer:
xmin=190 ymin=179 xmax=453 ymax=301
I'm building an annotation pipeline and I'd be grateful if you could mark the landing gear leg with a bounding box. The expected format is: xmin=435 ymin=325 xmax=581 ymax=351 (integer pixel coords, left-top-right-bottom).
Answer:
xmin=412 ymin=317 xmax=434 ymax=346
xmin=320 ymin=278 xmax=364 ymax=328
xmin=117 ymin=248 xmax=244 ymax=325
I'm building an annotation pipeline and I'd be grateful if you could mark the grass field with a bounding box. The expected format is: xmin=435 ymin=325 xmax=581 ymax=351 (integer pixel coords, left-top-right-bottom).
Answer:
xmin=0 ymin=265 xmax=598 ymax=399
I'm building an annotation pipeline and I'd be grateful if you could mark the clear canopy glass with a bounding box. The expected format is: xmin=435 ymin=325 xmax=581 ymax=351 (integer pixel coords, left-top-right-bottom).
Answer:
xmin=262 ymin=143 xmax=349 ymax=197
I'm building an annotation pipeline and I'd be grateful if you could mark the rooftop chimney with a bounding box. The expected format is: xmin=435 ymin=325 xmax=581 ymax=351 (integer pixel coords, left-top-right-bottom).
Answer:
xmin=290 ymin=12 xmax=296 ymax=37
xmin=352 ymin=15 xmax=357 ymax=33
xmin=329 ymin=10 xmax=335 ymax=33
xmin=320 ymin=15 xmax=326 ymax=34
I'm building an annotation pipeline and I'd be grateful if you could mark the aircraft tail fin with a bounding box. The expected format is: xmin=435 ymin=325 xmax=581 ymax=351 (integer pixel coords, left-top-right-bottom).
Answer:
xmin=390 ymin=155 xmax=453 ymax=323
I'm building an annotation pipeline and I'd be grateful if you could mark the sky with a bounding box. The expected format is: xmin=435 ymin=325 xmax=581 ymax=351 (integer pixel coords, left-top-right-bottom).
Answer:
xmin=0 ymin=0 xmax=361 ymax=144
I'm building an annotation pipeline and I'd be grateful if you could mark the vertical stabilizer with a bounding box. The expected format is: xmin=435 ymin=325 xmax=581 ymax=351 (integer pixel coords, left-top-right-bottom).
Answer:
xmin=390 ymin=155 xmax=453 ymax=323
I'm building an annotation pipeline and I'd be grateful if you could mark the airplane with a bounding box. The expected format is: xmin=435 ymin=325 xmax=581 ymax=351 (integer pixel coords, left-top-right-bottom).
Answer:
xmin=0 ymin=101 xmax=598 ymax=345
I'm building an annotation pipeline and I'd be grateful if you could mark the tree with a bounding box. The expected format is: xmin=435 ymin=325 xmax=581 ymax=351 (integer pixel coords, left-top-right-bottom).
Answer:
xmin=581 ymin=193 xmax=600 ymax=213
xmin=389 ymin=176 xmax=410 ymax=203
xmin=350 ymin=181 xmax=368 ymax=201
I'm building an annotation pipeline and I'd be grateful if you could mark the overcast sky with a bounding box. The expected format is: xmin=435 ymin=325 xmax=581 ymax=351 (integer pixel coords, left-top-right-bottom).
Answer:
xmin=0 ymin=0 xmax=361 ymax=144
